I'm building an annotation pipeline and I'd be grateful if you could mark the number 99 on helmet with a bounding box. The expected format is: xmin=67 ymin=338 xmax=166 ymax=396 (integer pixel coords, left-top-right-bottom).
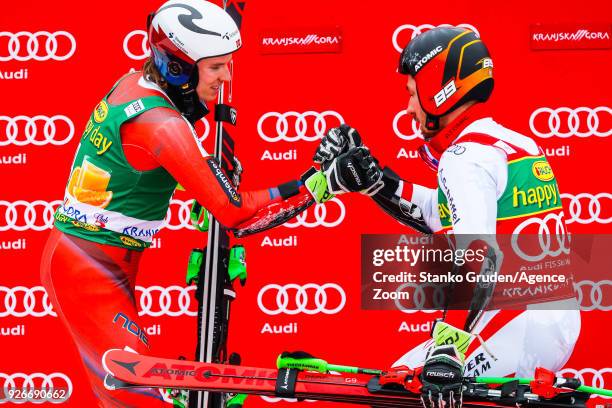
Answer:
xmin=398 ymin=27 xmax=494 ymax=130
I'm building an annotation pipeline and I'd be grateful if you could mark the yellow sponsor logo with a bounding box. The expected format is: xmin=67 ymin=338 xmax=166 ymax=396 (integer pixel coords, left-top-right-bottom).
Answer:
xmin=512 ymin=185 xmax=558 ymax=209
xmin=71 ymin=220 xmax=100 ymax=232
xmin=83 ymin=121 xmax=113 ymax=155
xmin=438 ymin=203 xmax=451 ymax=221
xmin=54 ymin=213 xmax=70 ymax=223
xmin=93 ymin=100 xmax=109 ymax=123
xmin=532 ymin=161 xmax=554 ymax=182
xmin=120 ymin=235 xmax=143 ymax=248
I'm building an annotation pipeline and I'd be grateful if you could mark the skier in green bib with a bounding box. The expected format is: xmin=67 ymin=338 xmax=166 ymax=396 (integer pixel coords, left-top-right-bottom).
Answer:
xmin=41 ymin=1 xmax=325 ymax=406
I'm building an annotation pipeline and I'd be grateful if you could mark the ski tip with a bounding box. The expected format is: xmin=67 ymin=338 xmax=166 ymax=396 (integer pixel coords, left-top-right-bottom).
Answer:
xmin=102 ymin=347 xmax=136 ymax=377
xmin=102 ymin=348 xmax=122 ymax=377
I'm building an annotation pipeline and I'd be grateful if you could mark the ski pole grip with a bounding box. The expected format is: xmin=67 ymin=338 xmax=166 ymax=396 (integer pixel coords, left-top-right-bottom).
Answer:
xmin=276 ymin=354 xmax=328 ymax=373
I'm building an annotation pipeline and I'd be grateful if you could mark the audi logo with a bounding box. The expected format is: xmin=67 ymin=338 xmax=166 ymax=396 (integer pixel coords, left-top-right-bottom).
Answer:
xmin=393 ymin=110 xmax=423 ymax=141
xmin=574 ymin=280 xmax=611 ymax=312
xmin=257 ymin=111 xmax=344 ymax=142
xmin=0 ymin=115 xmax=74 ymax=147
xmin=0 ymin=286 xmax=56 ymax=318
xmin=164 ymin=199 xmax=196 ymax=231
xmin=0 ymin=286 xmax=196 ymax=318
xmin=511 ymin=212 xmax=570 ymax=262
xmin=557 ymin=368 xmax=612 ymax=399
xmin=283 ymin=198 xmax=346 ymax=228
xmin=123 ymin=30 xmax=150 ymax=60
xmin=0 ymin=31 xmax=76 ymax=62
xmin=0 ymin=200 xmax=62 ymax=232
xmin=137 ymin=285 xmax=197 ymax=317
xmin=257 ymin=283 xmax=346 ymax=315
xmin=0 ymin=372 xmax=72 ymax=403
xmin=561 ymin=193 xmax=612 ymax=224
xmin=529 ymin=107 xmax=611 ymax=138
xmin=392 ymin=24 xmax=479 ymax=53
xmin=394 ymin=282 xmax=446 ymax=314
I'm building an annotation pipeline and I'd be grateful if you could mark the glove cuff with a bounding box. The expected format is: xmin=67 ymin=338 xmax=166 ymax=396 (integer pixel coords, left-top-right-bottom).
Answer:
xmin=425 ymin=345 xmax=464 ymax=369
xmin=302 ymin=167 xmax=334 ymax=203
xmin=376 ymin=167 xmax=400 ymax=198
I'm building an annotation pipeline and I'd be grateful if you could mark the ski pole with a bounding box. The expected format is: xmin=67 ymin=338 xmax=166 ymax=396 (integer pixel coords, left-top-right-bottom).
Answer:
xmin=475 ymin=376 xmax=612 ymax=398
xmin=277 ymin=352 xmax=383 ymax=375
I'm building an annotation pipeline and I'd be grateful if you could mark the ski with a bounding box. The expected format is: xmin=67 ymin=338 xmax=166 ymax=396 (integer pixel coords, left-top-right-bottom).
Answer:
xmin=190 ymin=3 xmax=247 ymax=408
xmin=103 ymin=349 xmax=597 ymax=408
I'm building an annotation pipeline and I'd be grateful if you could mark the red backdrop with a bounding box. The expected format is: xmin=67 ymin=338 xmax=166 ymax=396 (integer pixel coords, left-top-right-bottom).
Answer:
xmin=1 ymin=0 xmax=611 ymax=406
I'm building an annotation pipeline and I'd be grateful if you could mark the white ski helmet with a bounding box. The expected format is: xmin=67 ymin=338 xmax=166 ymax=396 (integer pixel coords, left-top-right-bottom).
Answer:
xmin=147 ymin=0 xmax=242 ymax=86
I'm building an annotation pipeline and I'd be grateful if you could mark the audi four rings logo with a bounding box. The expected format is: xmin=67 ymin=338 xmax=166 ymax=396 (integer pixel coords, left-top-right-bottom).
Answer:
xmin=0 ymin=286 xmax=56 ymax=318
xmin=164 ymin=199 xmax=196 ymax=231
xmin=0 ymin=200 xmax=62 ymax=232
xmin=392 ymin=24 xmax=479 ymax=53
xmin=283 ymin=198 xmax=346 ymax=228
xmin=0 ymin=372 xmax=72 ymax=403
xmin=0 ymin=286 xmax=197 ymax=317
xmin=529 ymin=107 xmax=611 ymax=138
xmin=137 ymin=285 xmax=197 ymax=317
xmin=561 ymin=193 xmax=612 ymax=224
xmin=393 ymin=110 xmax=423 ymax=141
xmin=574 ymin=280 xmax=611 ymax=312
xmin=511 ymin=212 xmax=570 ymax=262
xmin=0 ymin=31 xmax=76 ymax=61
xmin=257 ymin=283 xmax=346 ymax=315
xmin=394 ymin=282 xmax=446 ymax=314
xmin=123 ymin=30 xmax=150 ymax=60
xmin=558 ymin=368 xmax=611 ymax=398
xmin=257 ymin=111 xmax=345 ymax=142
xmin=123 ymin=30 xmax=151 ymax=60
xmin=0 ymin=116 xmax=74 ymax=147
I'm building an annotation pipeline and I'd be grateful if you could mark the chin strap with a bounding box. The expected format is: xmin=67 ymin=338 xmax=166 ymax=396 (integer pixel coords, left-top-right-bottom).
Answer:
xmin=165 ymin=68 xmax=210 ymax=124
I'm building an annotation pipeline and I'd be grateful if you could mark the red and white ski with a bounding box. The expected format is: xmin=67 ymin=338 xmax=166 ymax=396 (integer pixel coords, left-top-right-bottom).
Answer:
xmin=102 ymin=349 xmax=589 ymax=408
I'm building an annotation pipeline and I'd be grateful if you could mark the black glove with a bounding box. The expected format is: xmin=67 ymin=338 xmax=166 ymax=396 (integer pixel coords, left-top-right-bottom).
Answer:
xmin=420 ymin=345 xmax=464 ymax=408
xmin=324 ymin=147 xmax=384 ymax=196
xmin=313 ymin=124 xmax=362 ymax=168
xmin=231 ymin=156 xmax=243 ymax=188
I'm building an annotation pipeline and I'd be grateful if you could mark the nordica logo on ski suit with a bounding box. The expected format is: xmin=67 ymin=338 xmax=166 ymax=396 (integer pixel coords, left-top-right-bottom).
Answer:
xmin=206 ymin=158 xmax=242 ymax=207
xmin=413 ymin=46 xmax=443 ymax=74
